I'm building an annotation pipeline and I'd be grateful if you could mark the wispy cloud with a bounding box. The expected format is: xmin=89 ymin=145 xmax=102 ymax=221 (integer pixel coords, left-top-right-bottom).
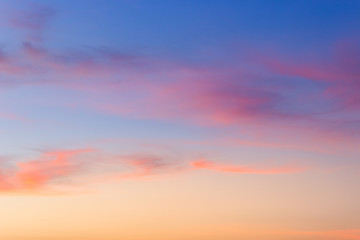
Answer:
xmin=0 ymin=148 xmax=94 ymax=194
xmin=191 ymin=159 xmax=307 ymax=174
xmin=116 ymin=154 xmax=184 ymax=179
xmin=0 ymin=146 xmax=310 ymax=195
xmin=0 ymin=149 xmax=183 ymax=194
xmin=258 ymin=39 xmax=360 ymax=112
xmin=8 ymin=2 xmax=56 ymax=42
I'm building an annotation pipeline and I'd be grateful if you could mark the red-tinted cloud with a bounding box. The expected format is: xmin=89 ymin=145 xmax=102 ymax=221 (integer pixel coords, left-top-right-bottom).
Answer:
xmin=0 ymin=149 xmax=183 ymax=194
xmin=0 ymin=149 xmax=94 ymax=193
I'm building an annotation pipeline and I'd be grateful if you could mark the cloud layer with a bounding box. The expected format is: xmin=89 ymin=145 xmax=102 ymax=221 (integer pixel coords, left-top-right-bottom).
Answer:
xmin=0 ymin=3 xmax=358 ymax=194
xmin=0 ymin=4 xmax=359 ymax=141
xmin=0 ymin=148 xmax=309 ymax=194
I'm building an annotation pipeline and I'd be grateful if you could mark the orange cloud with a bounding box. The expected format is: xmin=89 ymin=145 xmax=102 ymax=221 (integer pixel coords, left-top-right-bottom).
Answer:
xmin=191 ymin=159 xmax=307 ymax=174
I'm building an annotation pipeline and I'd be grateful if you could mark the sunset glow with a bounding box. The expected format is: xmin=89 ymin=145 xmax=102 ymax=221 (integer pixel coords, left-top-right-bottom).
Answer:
xmin=0 ymin=1 xmax=359 ymax=239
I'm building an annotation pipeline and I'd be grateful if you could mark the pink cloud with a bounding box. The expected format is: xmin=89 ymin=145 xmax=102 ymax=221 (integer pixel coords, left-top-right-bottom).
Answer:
xmin=258 ymin=39 xmax=360 ymax=112
xmin=191 ymin=159 xmax=307 ymax=174
xmin=1 ymin=40 xmax=357 ymax=153
xmin=0 ymin=40 xmax=358 ymax=157
xmin=0 ymin=148 xmax=94 ymax=193
xmin=0 ymin=149 xmax=184 ymax=194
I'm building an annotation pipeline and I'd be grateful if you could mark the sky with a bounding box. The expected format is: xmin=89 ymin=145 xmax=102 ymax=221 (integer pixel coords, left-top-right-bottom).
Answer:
xmin=0 ymin=0 xmax=359 ymax=239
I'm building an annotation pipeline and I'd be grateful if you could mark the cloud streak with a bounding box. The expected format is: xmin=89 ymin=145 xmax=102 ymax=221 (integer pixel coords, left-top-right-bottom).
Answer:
xmin=191 ymin=159 xmax=307 ymax=174
xmin=8 ymin=3 xmax=56 ymax=42
xmin=115 ymin=154 xmax=184 ymax=179
xmin=0 ymin=147 xmax=309 ymax=195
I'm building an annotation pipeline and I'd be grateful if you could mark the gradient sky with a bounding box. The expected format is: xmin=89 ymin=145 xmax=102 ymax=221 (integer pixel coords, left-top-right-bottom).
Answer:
xmin=0 ymin=1 xmax=360 ymax=239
